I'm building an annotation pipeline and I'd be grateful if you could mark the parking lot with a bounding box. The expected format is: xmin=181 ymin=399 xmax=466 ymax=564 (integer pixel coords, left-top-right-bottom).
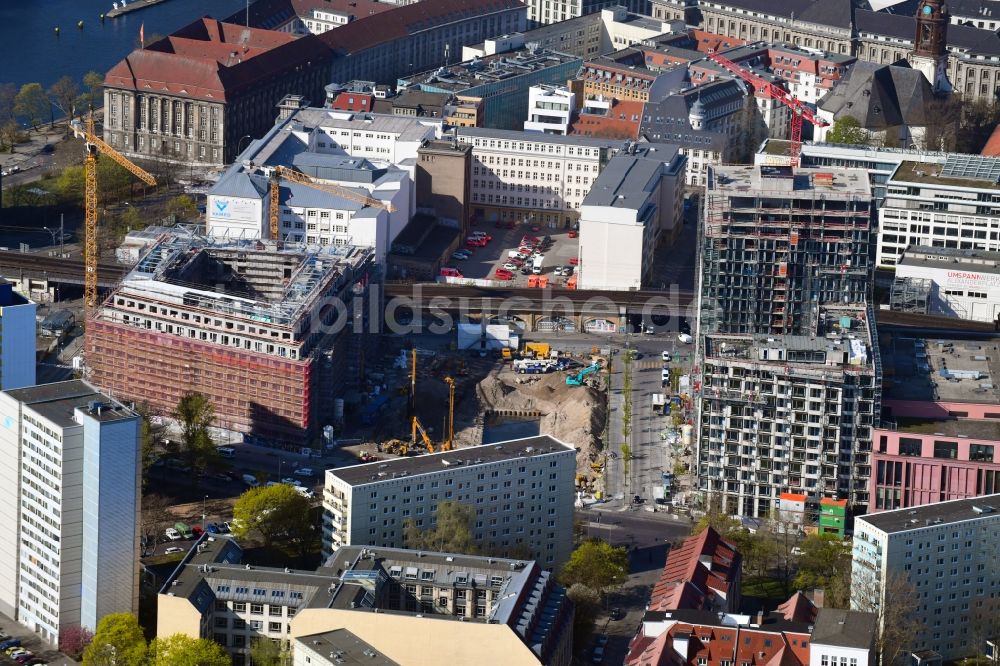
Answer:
xmin=447 ymin=222 xmax=580 ymax=287
xmin=0 ymin=611 xmax=77 ymax=665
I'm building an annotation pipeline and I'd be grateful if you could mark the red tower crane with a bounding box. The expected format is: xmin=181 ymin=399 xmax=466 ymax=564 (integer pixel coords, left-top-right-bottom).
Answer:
xmin=707 ymin=52 xmax=829 ymax=167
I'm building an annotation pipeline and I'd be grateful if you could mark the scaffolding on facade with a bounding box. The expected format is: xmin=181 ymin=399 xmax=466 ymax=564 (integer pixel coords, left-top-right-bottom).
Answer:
xmin=889 ymin=276 xmax=931 ymax=314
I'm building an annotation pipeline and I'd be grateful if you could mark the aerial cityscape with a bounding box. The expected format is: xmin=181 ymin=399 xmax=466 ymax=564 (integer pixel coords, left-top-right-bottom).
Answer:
xmin=1 ymin=0 xmax=1000 ymax=664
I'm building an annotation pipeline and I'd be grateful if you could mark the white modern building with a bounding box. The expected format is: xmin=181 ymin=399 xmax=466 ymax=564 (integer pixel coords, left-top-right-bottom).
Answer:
xmin=322 ymin=435 xmax=576 ymax=567
xmin=578 ymin=142 xmax=685 ymax=290
xmin=457 ymin=127 xmax=623 ymax=228
xmin=524 ymin=85 xmax=575 ymax=135
xmin=0 ymin=279 xmax=36 ymax=390
xmin=895 ymin=245 xmax=1000 ymax=323
xmin=207 ymin=108 xmax=434 ymax=258
xmin=877 ymin=154 xmax=1000 ymax=266
xmin=0 ymin=380 xmax=140 ymax=645
xmin=852 ymin=494 xmax=1000 ymax=662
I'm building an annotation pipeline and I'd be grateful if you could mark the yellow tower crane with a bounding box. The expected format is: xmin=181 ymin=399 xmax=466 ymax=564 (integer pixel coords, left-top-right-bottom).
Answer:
xmin=268 ymin=165 xmax=397 ymax=241
xmin=71 ymin=113 xmax=157 ymax=310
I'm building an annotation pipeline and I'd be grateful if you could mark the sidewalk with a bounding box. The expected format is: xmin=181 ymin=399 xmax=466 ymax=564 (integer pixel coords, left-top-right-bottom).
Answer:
xmin=0 ymin=610 xmax=80 ymax=665
xmin=0 ymin=127 xmax=61 ymax=170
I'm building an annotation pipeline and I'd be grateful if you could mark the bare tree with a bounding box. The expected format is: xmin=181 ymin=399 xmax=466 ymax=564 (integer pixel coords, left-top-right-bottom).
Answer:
xmin=968 ymin=596 xmax=1000 ymax=661
xmin=140 ymin=493 xmax=176 ymax=554
xmin=852 ymin=569 xmax=923 ymax=666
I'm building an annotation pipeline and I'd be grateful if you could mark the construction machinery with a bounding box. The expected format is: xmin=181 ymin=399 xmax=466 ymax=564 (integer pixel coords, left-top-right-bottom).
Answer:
xmin=268 ymin=165 xmax=397 ymax=240
xmin=411 ymin=415 xmax=435 ymax=453
xmin=71 ymin=112 xmax=157 ymax=310
xmin=706 ymin=52 xmax=828 ymax=167
xmin=566 ymin=363 xmax=601 ymax=386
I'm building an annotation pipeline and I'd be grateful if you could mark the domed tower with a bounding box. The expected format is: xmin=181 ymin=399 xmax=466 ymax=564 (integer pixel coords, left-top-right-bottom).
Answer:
xmin=911 ymin=0 xmax=953 ymax=93
xmin=689 ymin=96 xmax=706 ymax=130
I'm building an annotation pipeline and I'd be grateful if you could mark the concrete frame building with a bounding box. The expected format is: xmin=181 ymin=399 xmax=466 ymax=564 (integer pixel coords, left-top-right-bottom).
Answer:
xmin=578 ymin=141 xmax=685 ymax=290
xmin=102 ymin=18 xmax=332 ymax=169
xmin=322 ymin=436 xmax=576 ymax=567
xmin=0 ymin=381 xmax=139 ymax=646
xmin=86 ymin=230 xmax=375 ymax=445
xmin=852 ymin=494 xmax=1000 ymax=661
xmin=525 ymin=85 xmax=576 ymax=135
xmin=877 ymin=155 xmax=1000 ymax=266
xmin=702 ymin=165 xmax=874 ymax=337
xmin=893 ymin=246 xmax=1000 ymax=323
xmin=0 ymin=280 xmax=36 ymax=391
xmin=457 ymin=127 xmax=623 ymax=228
xmin=158 ymin=536 xmax=573 ymax=666
xmin=697 ymin=305 xmax=882 ymax=518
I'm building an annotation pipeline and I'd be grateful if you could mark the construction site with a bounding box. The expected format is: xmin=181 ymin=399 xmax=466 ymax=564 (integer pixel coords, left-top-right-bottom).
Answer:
xmin=349 ymin=340 xmax=610 ymax=484
xmin=702 ymin=164 xmax=874 ymax=336
xmin=86 ymin=228 xmax=377 ymax=444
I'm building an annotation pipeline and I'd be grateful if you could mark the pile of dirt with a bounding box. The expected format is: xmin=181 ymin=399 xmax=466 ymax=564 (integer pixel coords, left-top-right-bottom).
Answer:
xmin=473 ymin=367 xmax=607 ymax=475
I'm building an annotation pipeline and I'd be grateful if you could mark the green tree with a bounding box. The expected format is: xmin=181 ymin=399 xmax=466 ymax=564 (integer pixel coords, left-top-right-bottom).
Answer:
xmin=231 ymin=484 xmax=315 ymax=552
xmin=54 ymin=165 xmax=85 ymax=203
xmin=249 ymin=637 xmax=291 ymax=666
xmin=174 ymin=392 xmax=216 ymax=483
xmin=166 ymin=194 xmax=199 ymax=221
xmin=82 ymin=613 xmax=147 ymax=666
xmin=0 ymin=120 xmax=18 ymax=153
xmin=0 ymin=84 xmax=17 ymax=152
xmin=566 ymin=583 xmax=600 ymax=654
xmin=14 ymin=83 xmax=49 ymax=130
xmin=134 ymin=402 xmax=160 ymax=488
xmin=403 ymin=500 xmax=480 ymax=555
xmin=148 ymin=634 xmax=230 ymax=666
xmin=793 ymin=533 xmax=852 ymax=607
xmin=826 ymin=117 xmax=869 ymax=146
xmin=47 ymin=75 xmax=79 ymax=128
xmin=559 ymin=540 xmax=628 ymax=596
xmin=81 ymin=70 xmax=105 ymax=110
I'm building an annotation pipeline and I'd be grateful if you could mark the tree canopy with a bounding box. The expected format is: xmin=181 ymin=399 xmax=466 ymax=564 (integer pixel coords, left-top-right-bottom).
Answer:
xmin=559 ymin=540 xmax=628 ymax=595
xmin=793 ymin=533 xmax=852 ymax=607
xmin=14 ymin=83 xmax=49 ymax=130
xmin=826 ymin=117 xmax=869 ymax=146
xmin=147 ymin=634 xmax=231 ymax=666
xmin=232 ymin=483 xmax=315 ymax=553
xmin=82 ymin=613 xmax=148 ymax=666
xmin=403 ymin=500 xmax=480 ymax=555
xmin=249 ymin=638 xmax=290 ymax=666
xmin=174 ymin=392 xmax=217 ymax=483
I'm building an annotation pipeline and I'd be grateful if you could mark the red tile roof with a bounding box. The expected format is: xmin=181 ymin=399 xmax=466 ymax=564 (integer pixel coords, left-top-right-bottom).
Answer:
xmin=104 ymin=18 xmax=331 ymax=103
xmin=982 ymin=124 xmax=1000 ymax=156
xmin=777 ymin=592 xmax=817 ymax=625
xmin=648 ymin=527 xmax=741 ymax=612
xmin=688 ymin=29 xmax=748 ymax=54
xmin=319 ymin=0 xmax=525 ymax=54
xmin=627 ymin=620 xmax=810 ymax=666
xmin=569 ymin=100 xmax=644 ymax=141
xmin=328 ymin=91 xmax=373 ymax=111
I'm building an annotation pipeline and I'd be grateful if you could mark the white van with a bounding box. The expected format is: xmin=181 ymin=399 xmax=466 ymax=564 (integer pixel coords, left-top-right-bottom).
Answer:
xmin=242 ymin=474 xmax=259 ymax=487
xmin=217 ymin=447 xmax=236 ymax=458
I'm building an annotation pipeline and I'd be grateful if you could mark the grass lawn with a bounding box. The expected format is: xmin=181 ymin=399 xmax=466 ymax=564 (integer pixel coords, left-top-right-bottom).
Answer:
xmin=742 ymin=575 xmax=787 ymax=605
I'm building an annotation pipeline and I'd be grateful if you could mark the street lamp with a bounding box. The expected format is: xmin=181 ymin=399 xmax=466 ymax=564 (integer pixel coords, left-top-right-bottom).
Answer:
xmin=236 ymin=134 xmax=253 ymax=158
xmin=201 ymin=494 xmax=208 ymax=530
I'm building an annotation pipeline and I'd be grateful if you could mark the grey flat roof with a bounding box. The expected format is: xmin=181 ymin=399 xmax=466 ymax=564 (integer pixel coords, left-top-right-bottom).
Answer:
xmin=583 ymin=143 xmax=680 ymax=209
xmin=6 ymin=380 xmax=135 ymax=426
xmin=458 ymin=126 xmax=623 ymax=149
xmin=811 ymin=608 xmax=876 ymax=649
xmin=899 ymin=245 xmax=1000 ymax=275
xmin=327 ymin=435 xmax=574 ymax=486
xmin=296 ymin=629 xmax=399 ymax=665
xmin=858 ymin=493 xmax=1000 ymax=534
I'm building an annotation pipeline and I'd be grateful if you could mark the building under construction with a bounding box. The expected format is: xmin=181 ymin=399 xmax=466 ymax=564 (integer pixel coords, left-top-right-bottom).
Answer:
xmin=86 ymin=230 xmax=376 ymax=445
xmin=697 ymin=305 xmax=882 ymax=519
xmin=701 ymin=165 xmax=874 ymax=336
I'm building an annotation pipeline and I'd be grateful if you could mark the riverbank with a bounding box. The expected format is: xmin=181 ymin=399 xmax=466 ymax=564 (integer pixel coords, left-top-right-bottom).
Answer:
xmin=107 ymin=0 xmax=172 ymax=19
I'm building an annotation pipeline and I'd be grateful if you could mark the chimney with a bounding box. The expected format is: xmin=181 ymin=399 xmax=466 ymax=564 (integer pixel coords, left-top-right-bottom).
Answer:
xmin=812 ymin=588 xmax=825 ymax=608
xmin=756 ymin=610 xmax=764 ymax=625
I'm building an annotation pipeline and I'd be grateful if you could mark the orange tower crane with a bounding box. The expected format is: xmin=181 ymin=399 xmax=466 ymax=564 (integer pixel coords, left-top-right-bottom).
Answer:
xmin=72 ymin=112 xmax=157 ymax=310
xmin=706 ymin=52 xmax=828 ymax=167
xmin=268 ymin=165 xmax=397 ymax=241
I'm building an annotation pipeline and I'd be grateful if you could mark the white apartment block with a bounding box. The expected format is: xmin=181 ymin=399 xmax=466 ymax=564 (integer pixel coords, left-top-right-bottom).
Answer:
xmin=698 ymin=306 xmax=881 ymax=518
xmin=877 ymin=154 xmax=1000 ymax=266
xmin=0 ymin=279 xmax=36 ymax=391
xmin=579 ymin=142 xmax=685 ymax=290
xmin=852 ymin=495 xmax=1000 ymax=662
xmin=457 ymin=127 xmax=622 ymax=228
xmin=524 ymin=85 xmax=575 ymax=135
xmin=0 ymin=381 xmax=139 ymax=646
xmin=322 ymin=436 xmax=577 ymax=567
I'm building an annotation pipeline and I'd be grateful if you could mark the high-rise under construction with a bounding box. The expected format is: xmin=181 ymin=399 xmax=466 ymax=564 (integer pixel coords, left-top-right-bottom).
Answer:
xmin=700 ymin=165 xmax=874 ymax=336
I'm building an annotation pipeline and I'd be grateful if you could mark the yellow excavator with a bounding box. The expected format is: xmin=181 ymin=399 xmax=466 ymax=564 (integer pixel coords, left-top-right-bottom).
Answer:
xmin=411 ymin=415 xmax=435 ymax=453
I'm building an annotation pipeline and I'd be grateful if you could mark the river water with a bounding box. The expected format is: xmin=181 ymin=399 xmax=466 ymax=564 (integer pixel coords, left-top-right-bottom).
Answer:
xmin=0 ymin=0 xmax=249 ymax=90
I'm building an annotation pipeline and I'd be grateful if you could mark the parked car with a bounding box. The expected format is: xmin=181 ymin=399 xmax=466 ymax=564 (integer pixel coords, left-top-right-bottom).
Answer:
xmin=662 ymin=351 xmax=672 ymax=362
xmin=470 ymin=232 xmax=492 ymax=242
xmin=591 ymin=647 xmax=605 ymax=664
xmin=677 ymin=333 xmax=693 ymax=344
xmin=594 ymin=635 xmax=609 ymax=647
xmin=213 ymin=522 xmax=229 ymax=534
xmin=494 ymin=268 xmax=514 ymax=280
xmin=440 ymin=267 xmax=463 ymax=278
xmin=569 ymin=257 xmax=579 ymax=265
xmin=164 ymin=547 xmax=185 ymax=555
xmin=294 ymin=468 xmax=314 ymax=478
xmin=205 ymin=523 xmax=220 ymax=535
xmin=452 ymin=251 xmax=470 ymax=261
xmin=242 ymin=474 xmax=259 ymax=487
xmin=502 ymin=262 xmax=520 ymax=271
xmin=568 ymin=230 xmax=579 ymax=238
xmin=0 ymin=639 xmax=21 ymax=651
xmin=295 ymin=486 xmax=315 ymax=499
xmin=191 ymin=525 xmax=204 ymax=537
xmin=165 ymin=527 xmax=182 ymax=541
